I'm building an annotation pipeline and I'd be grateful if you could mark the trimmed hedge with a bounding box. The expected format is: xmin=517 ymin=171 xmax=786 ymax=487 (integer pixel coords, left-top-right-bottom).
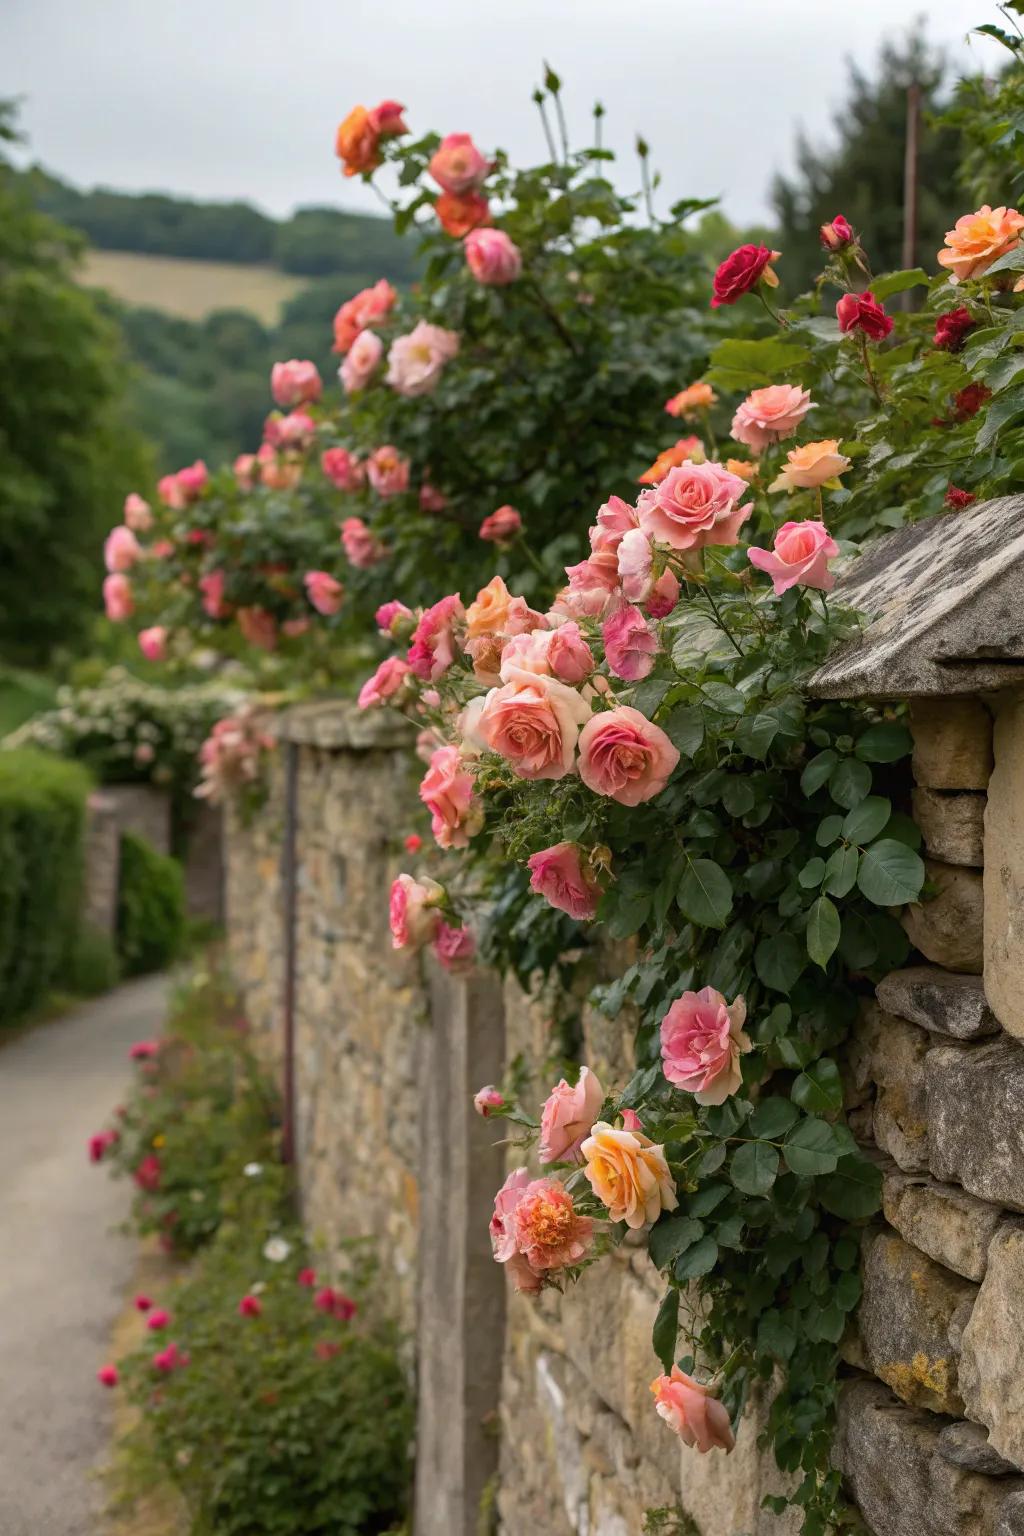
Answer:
xmin=0 ymin=749 xmax=92 ymax=1025
xmin=116 ymin=831 xmax=185 ymax=976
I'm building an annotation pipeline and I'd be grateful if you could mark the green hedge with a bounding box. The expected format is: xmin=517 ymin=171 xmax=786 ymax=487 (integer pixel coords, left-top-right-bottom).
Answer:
xmin=0 ymin=749 xmax=92 ymax=1025
xmin=116 ymin=831 xmax=185 ymax=976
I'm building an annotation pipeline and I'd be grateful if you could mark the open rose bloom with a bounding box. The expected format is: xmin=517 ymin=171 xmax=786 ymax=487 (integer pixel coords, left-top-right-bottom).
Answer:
xmin=539 ymin=1066 xmax=604 ymax=1163
xmin=490 ymin=1169 xmax=594 ymax=1293
xmin=660 ymin=987 xmax=752 ymax=1105
xmin=748 ymin=520 xmax=839 ymax=595
xmin=937 ymin=204 xmax=1024 ymax=283
xmin=581 ymin=1123 xmax=678 ymax=1228
xmin=651 ymin=1366 xmax=736 ymax=1453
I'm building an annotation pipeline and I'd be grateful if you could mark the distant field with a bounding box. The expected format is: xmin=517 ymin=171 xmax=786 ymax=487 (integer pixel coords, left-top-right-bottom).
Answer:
xmin=79 ymin=249 xmax=307 ymax=323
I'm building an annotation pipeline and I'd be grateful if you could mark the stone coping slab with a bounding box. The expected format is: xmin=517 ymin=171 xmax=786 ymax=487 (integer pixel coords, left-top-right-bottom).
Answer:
xmin=262 ymin=699 xmax=415 ymax=752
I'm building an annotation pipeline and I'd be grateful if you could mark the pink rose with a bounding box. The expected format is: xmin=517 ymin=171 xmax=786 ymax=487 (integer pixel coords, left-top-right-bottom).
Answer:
xmin=321 ymin=446 xmax=364 ymax=491
xmin=836 ymin=290 xmax=893 ymax=342
xmin=366 ymin=445 xmax=410 ymax=498
xmin=602 ymin=605 xmax=658 ymax=682
xmin=123 ymin=493 xmax=152 ymax=533
xmin=660 ymin=986 xmax=751 ymax=1105
xmin=340 ymin=329 xmax=384 ymax=393
xmin=386 ymin=321 xmax=460 ymax=397
xmin=304 ymin=570 xmax=344 ymax=615
xmin=513 ymin=1178 xmax=594 ymax=1271
xmin=539 ymin=1066 xmax=605 ymax=1163
xmin=490 ymin=1167 xmax=531 ymax=1263
xmin=389 ymin=873 xmax=444 ymax=951
xmin=341 ymin=516 xmax=386 ymax=569
xmin=651 ymin=1366 xmax=736 ymax=1453
xmin=237 ymin=606 xmax=278 ymax=652
xmin=407 ymin=594 xmax=465 ymax=681
xmin=747 ymin=519 xmax=839 ymax=595
xmin=731 ymin=385 xmax=813 ymax=452
xmin=478 ymin=667 xmax=592 ymax=781
xmin=266 ymin=410 xmax=315 ymax=450
xmin=238 ymin=1294 xmax=262 ymax=1319
xmin=433 ymin=921 xmax=476 ymax=973
xmin=474 ymin=1085 xmax=504 ymax=1117
xmin=498 ymin=629 xmax=552 ymax=680
xmin=270 ymin=359 xmax=322 ymax=408
xmin=357 ymin=656 xmax=412 ymax=709
xmin=429 ymin=132 xmax=490 ymax=194
xmin=333 ymin=279 xmax=397 ymax=354
xmin=199 ymin=569 xmax=229 ymax=619
xmin=138 ymin=626 xmax=167 ymax=662
xmin=104 ymin=524 xmax=141 ymax=573
xmin=527 ymin=841 xmax=603 ymax=920
xmin=465 ymin=228 xmax=522 ymax=286
xmin=639 ymin=462 xmax=750 ymax=551
xmin=620 ymin=1108 xmax=643 ymax=1132
xmin=103 ymin=574 xmax=133 ymax=622
xmin=420 ymin=482 xmax=447 ymax=512
xmin=376 ymin=599 xmax=414 ymax=638
xmin=176 ymin=460 xmax=208 ymax=500
xmin=547 ymin=622 xmax=595 ymax=684
xmin=590 ymin=495 xmax=639 ymax=555
xmin=97 ymin=1365 xmax=119 ymax=1388
xmin=617 ymin=528 xmax=654 ymax=602
xmin=234 ymin=453 xmax=257 ymax=489
xmin=479 ymin=505 xmax=523 ymax=544
xmin=419 ymin=745 xmax=483 ymax=849
xmin=646 ymin=568 xmax=680 ymax=619
xmin=578 ymin=707 xmax=680 ymax=806
xmin=369 ymin=99 xmax=408 ymax=136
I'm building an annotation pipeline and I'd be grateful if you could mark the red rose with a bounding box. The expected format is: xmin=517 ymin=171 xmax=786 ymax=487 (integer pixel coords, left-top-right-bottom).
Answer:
xmin=945 ymin=486 xmax=977 ymax=509
xmin=953 ymin=382 xmax=991 ymax=421
xmin=934 ymin=306 xmax=975 ymax=353
xmin=820 ymin=215 xmax=854 ymax=250
xmin=710 ymin=244 xmax=780 ymax=308
xmin=836 ymin=290 xmax=893 ymax=342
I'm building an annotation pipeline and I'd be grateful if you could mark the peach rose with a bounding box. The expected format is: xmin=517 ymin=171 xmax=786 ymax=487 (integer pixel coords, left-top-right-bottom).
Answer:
xmin=478 ymin=667 xmax=592 ymax=781
xmin=513 ymin=1178 xmax=594 ymax=1271
xmin=547 ymin=623 xmax=595 ymax=683
xmin=466 ymin=574 xmax=515 ymax=639
xmin=937 ymin=204 xmax=1024 ymax=283
xmin=104 ymin=525 xmax=141 ymax=573
xmin=429 ymin=132 xmax=490 ymax=195
xmin=358 ymin=657 xmax=412 ymax=709
xmin=480 ymin=505 xmax=523 ymax=544
xmin=333 ymin=279 xmax=397 ymax=353
xmin=768 ymin=439 xmax=850 ymax=493
xmin=419 ymin=745 xmax=483 ymax=849
xmin=581 ymin=1122 xmax=678 ymax=1228
xmin=123 ymin=493 xmax=152 ymax=533
xmin=303 ymin=570 xmax=344 ymax=616
xmin=638 ymin=437 xmax=703 ymax=486
xmin=335 ymin=103 xmax=405 ymax=177
xmin=747 ymin=519 xmax=839 ymax=595
xmin=389 ymin=872 xmax=444 ymax=951
xmin=234 ymin=453 xmax=257 ymax=490
xmin=385 ymin=321 xmax=459 ymax=397
xmin=340 ymin=328 xmax=383 ymax=393
xmin=436 ymin=190 xmax=490 ymax=238
xmin=103 ymin=574 xmax=133 ymax=622
xmin=540 ymin=1066 xmax=605 ymax=1163
xmin=341 ymin=516 xmax=386 ymax=568
xmin=366 ymin=445 xmax=410 ymax=498
xmin=321 ymin=447 xmax=364 ymax=491
xmin=651 ymin=1366 xmax=736 ymax=1453
xmin=465 ymin=228 xmax=522 ymax=285
xmin=237 ymin=606 xmax=277 ymax=652
xmin=527 ymin=841 xmax=603 ymax=921
xmin=271 ymin=359 xmax=322 ymax=408
xmin=602 ymin=605 xmax=658 ymax=682
xmin=639 ymin=461 xmax=750 ymax=551
xmin=725 ymin=458 xmax=757 ymax=482
xmin=577 ymin=706 xmax=680 ymax=806
xmin=666 ymin=382 xmax=717 ymax=418
xmin=660 ymin=986 xmax=752 ymax=1105
xmin=731 ymin=385 xmax=813 ymax=452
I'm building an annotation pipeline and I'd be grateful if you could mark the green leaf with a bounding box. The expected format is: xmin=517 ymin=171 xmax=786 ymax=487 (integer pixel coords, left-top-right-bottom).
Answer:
xmin=750 ymin=1096 xmax=799 ymax=1139
xmin=702 ymin=681 xmax=746 ymax=716
xmin=756 ymin=1309 xmax=797 ymax=1362
xmin=722 ymin=779 xmax=755 ymax=817
xmin=648 ymin=1215 xmax=705 ymax=1270
xmin=822 ymin=845 xmax=859 ymax=898
xmin=696 ymin=1143 xmax=727 ymax=1177
xmin=688 ymin=1182 xmax=730 ymax=1217
xmin=674 ymin=1234 xmax=719 ymax=1281
xmin=800 ymin=750 xmax=838 ymax=797
xmin=857 ymin=838 xmax=926 ymax=906
xmin=730 ymin=1140 xmax=779 ymax=1197
xmin=806 ymin=896 xmax=841 ymax=969
xmin=792 ymin=1058 xmax=843 ymax=1114
xmin=855 ymin=722 xmax=912 ymax=763
xmin=798 ymin=857 xmax=826 ymax=889
xmin=677 ymin=859 xmax=733 ymax=929
xmin=652 ymin=1286 xmax=679 ymax=1370
xmin=663 ymin=705 xmax=704 ymax=758
xmin=734 ymin=713 xmax=780 ymax=760
xmin=632 ymin=678 xmax=671 ymax=717
xmin=818 ymin=1156 xmax=883 ymax=1219
xmin=816 ymin=814 xmax=844 ymax=848
xmin=706 ymin=336 xmax=812 ymax=391
xmin=842 ymin=796 xmax=891 ymax=845
xmin=838 ymin=911 xmax=879 ymax=969
xmin=978 ymin=383 xmax=1024 ymax=451
xmin=755 ymin=933 xmax=805 ymax=993
xmin=870 ymin=268 xmax=930 ymax=301
xmin=835 ymin=1271 xmax=863 ymax=1311
xmin=829 ymin=758 xmax=872 ymax=809
xmin=783 ymin=1117 xmax=840 ymax=1176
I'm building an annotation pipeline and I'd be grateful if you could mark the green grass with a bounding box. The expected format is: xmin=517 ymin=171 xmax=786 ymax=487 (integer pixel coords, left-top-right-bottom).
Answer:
xmin=80 ymin=250 xmax=307 ymax=323
xmin=0 ymin=668 xmax=57 ymax=736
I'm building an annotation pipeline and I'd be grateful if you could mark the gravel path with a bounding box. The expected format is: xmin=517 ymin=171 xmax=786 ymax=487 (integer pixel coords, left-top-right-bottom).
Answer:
xmin=0 ymin=975 xmax=169 ymax=1536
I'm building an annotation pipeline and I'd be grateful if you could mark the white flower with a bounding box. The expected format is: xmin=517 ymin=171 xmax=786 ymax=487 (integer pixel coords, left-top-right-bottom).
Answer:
xmin=243 ymin=1162 xmax=263 ymax=1178
xmin=263 ymin=1237 xmax=292 ymax=1263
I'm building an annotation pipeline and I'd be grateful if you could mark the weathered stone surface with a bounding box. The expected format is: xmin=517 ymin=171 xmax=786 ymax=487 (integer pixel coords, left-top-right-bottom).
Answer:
xmin=913 ymin=788 xmax=986 ymax=866
xmin=835 ymin=1377 xmax=1024 ymax=1536
xmin=998 ymin=1492 xmax=1024 ymax=1535
xmin=182 ymin=800 xmax=224 ymax=920
xmin=883 ymin=1171 xmax=1004 ymax=1282
xmin=858 ymin=1230 xmax=976 ymax=1413
xmin=847 ymin=1004 xmax=930 ymax=1171
xmin=104 ymin=780 xmax=172 ymax=853
xmin=902 ymin=860 xmax=985 ymax=975
xmin=876 ymin=966 xmax=999 ymax=1040
xmin=926 ymin=1040 xmax=1024 ymax=1210
xmin=960 ymin=1224 xmax=1024 ymax=1472
xmin=910 ymin=699 xmax=995 ymax=790
xmin=939 ymin=1421 xmax=1019 ymax=1477
xmin=81 ymin=790 xmax=119 ymax=938
xmin=984 ymin=696 xmax=1024 ymax=1040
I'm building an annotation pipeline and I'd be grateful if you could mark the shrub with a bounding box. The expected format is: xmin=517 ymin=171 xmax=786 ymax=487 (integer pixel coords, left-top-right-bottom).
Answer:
xmin=0 ymin=748 xmax=92 ymax=1025
xmin=66 ymin=924 xmax=121 ymax=997
xmin=116 ymin=831 xmax=186 ymax=976
xmin=110 ymin=1225 xmax=413 ymax=1536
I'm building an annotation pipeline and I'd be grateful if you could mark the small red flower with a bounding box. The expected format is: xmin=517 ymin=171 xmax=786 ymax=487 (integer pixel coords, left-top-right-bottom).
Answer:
xmin=836 ymin=290 xmax=893 ymax=341
xmin=147 ymin=1309 xmax=171 ymax=1331
xmin=134 ymin=1294 xmax=153 ymax=1313
xmin=129 ymin=1040 xmax=159 ymax=1060
xmin=710 ymin=244 xmax=780 ymax=308
xmin=820 ymin=215 xmax=854 ymax=250
xmin=945 ymin=486 xmax=977 ymax=509
xmin=133 ymin=1154 xmax=162 ymax=1192
xmin=297 ymin=1267 xmax=317 ymax=1288
xmin=238 ymin=1294 xmax=263 ymax=1319
xmin=934 ymin=306 xmax=975 ymax=353
xmin=152 ymin=1342 xmax=186 ymax=1374
xmin=88 ymin=1129 xmax=118 ymax=1164
xmin=315 ymin=1340 xmax=342 ymax=1361
xmin=404 ymin=834 xmax=423 ymax=855
xmin=953 ymin=382 xmax=991 ymax=421
xmin=97 ymin=1364 xmax=119 ymax=1388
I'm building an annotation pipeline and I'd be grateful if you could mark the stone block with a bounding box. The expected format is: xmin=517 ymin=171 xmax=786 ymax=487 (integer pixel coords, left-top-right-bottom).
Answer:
xmin=984 ymin=696 xmax=1024 ymax=1040
xmin=912 ymin=788 xmax=985 ymax=867
xmin=182 ymin=800 xmax=224 ymax=920
xmin=939 ymin=1421 xmax=1019 ymax=1477
xmin=105 ymin=781 xmax=172 ymax=854
xmin=858 ymin=1230 xmax=976 ymax=1413
xmin=998 ymin=1493 xmax=1024 ymax=1536
xmin=876 ymin=966 xmax=999 ymax=1040
xmin=902 ymin=860 xmax=985 ymax=975
xmin=910 ymin=698 xmax=994 ymax=790
xmin=848 ymin=1004 xmax=930 ymax=1171
xmin=926 ymin=1039 xmax=1024 ymax=1211
xmin=81 ymin=790 xmax=119 ymax=937
xmin=883 ymin=1171 xmax=1004 ymax=1282
xmin=960 ymin=1224 xmax=1024 ymax=1472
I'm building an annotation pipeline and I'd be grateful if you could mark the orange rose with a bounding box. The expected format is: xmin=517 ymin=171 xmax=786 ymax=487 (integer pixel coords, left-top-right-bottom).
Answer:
xmin=768 ymin=439 xmax=851 ymax=493
xmin=665 ymin=382 xmax=717 ymax=418
xmin=581 ymin=1121 xmax=678 ymax=1228
xmin=725 ymin=458 xmax=757 ymax=482
xmin=436 ymin=190 xmax=491 ymax=238
xmin=937 ymin=204 xmax=1024 ymax=283
xmin=637 ymin=437 xmax=703 ymax=486
xmin=335 ymin=106 xmax=381 ymax=178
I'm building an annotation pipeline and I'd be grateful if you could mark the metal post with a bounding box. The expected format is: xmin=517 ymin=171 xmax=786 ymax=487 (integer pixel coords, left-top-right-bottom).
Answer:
xmin=281 ymin=740 xmax=299 ymax=1167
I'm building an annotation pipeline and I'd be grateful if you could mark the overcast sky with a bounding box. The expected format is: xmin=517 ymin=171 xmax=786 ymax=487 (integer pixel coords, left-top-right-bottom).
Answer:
xmin=2 ymin=1 xmax=1009 ymax=228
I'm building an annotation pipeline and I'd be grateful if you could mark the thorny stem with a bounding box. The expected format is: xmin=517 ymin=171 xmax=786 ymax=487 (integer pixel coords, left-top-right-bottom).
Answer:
xmin=639 ymin=148 xmax=656 ymax=226
xmin=756 ymin=288 xmax=788 ymax=329
xmin=526 ymin=277 xmax=580 ymax=355
xmin=552 ymin=87 xmax=570 ymax=163
xmin=517 ymin=537 xmax=549 ymax=578
xmin=534 ymin=94 xmax=559 ymax=166
xmin=859 ymin=332 xmax=885 ymax=406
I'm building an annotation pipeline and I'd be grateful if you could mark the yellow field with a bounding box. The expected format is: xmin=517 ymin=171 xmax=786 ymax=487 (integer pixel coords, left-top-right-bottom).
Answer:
xmin=79 ymin=249 xmax=306 ymax=323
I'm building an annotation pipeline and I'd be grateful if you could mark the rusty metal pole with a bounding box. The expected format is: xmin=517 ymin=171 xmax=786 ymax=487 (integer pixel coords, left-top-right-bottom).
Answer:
xmin=280 ymin=739 xmax=298 ymax=1167
xmin=901 ymin=82 xmax=921 ymax=308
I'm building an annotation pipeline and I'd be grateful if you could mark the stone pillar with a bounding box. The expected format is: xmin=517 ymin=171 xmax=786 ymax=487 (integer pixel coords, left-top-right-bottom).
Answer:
xmin=415 ymin=965 xmax=507 ymax=1536
xmin=984 ymin=692 xmax=1024 ymax=1039
xmin=81 ymin=790 xmax=119 ymax=937
xmin=104 ymin=782 xmax=172 ymax=854
xmin=183 ymin=801 xmax=224 ymax=921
